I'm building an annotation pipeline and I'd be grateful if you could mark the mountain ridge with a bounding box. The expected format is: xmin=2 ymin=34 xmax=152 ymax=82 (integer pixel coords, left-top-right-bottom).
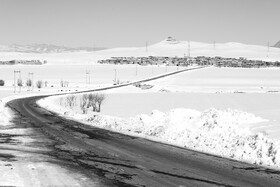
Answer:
xmin=0 ymin=43 xmax=106 ymax=53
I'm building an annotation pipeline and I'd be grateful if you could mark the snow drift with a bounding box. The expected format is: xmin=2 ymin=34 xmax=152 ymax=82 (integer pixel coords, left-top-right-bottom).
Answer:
xmin=38 ymin=96 xmax=280 ymax=170
xmin=0 ymin=98 xmax=13 ymax=126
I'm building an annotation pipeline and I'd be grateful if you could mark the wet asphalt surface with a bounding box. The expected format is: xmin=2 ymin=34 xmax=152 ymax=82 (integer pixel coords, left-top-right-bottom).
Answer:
xmin=5 ymin=96 xmax=280 ymax=187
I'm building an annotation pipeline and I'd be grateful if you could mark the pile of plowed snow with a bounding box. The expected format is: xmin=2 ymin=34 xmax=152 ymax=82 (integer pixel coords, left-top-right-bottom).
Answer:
xmin=38 ymin=97 xmax=280 ymax=169
xmin=0 ymin=99 xmax=13 ymax=126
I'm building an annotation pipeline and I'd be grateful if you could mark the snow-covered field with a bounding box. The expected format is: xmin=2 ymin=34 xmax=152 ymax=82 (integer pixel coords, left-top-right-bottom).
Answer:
xmin=1 ymin=38 xmax=280 ymax=176
xmin=149 ymin=67 xmax=280 ymax=93
xmin=0 ymin=64 xmax=177 ymax=88
xmin=33 ymin=66 xmax=280 ymax=170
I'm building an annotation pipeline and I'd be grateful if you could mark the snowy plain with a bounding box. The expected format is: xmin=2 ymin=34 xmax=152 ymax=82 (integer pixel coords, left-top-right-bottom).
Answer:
xmin=1 ymin=38 xmax=280 ymax=182
xmin=1 ymin=38 xmax=280 ymax=64
xmin=37 ymin=66 xmax=280 ymax=170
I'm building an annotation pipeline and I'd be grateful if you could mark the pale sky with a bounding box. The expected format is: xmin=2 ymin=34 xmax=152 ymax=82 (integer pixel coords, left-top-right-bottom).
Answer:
xmin=0 ymin=0 xmax=279 ymax=48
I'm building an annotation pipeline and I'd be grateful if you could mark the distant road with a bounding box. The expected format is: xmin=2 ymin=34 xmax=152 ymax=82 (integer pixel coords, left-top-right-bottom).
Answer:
xmin=7 ymin=66 xmax=280 ymax=186
xmin=72 ymin=66 xmax=206 ymax=95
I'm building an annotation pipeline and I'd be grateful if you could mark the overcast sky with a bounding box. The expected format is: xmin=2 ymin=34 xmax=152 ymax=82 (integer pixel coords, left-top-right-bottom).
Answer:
xmin=0 ymin=0 xmax=279 ymax=48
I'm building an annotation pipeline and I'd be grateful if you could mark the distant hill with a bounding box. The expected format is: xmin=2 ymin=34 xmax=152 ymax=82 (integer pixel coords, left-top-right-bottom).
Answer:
xmin=0 ymin=44 xmax=106 ymax=53
xmin=274 ymin=41 xmax=280 ymax=48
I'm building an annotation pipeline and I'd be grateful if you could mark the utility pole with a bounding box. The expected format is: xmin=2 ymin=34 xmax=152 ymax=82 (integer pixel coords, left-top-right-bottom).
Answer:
xmin=86 ymin=70 xmax=90 ymax=88
xmin=114 ymin=69 xmax=117 ymax=84
xmin=14 ymin=70 xmax=16 ymax=93
xmin=188 ymin=41 xmax=190 ymax=57
xmin=14 ymin=70 xmax=21 ymax=93
xmin=19 ymin=70 xmax=21 ymax=93
xmin=146 ymin=41 xmax=148 ymax=53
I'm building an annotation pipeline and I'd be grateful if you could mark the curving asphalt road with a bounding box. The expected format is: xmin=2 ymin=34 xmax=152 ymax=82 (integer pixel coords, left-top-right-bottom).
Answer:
xmin=6 ymin=66 xmax=280 ymax=186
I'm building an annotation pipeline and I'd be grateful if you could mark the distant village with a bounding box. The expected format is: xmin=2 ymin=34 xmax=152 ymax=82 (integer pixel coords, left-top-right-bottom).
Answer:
xmin=0 ymin=59 xmax=47 ymax=65
xmin=98 ymin=56 xmax=280 ymax=68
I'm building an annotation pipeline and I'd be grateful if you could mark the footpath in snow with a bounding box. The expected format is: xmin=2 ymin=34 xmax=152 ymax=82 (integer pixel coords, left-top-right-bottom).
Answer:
xmin=38 ymin=95 xmax=280 ymax=170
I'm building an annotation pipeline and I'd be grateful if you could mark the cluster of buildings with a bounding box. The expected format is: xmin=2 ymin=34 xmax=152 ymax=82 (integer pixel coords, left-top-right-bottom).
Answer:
xmin=98 ymin=56 xmax=280 ymax=68
xmin=0 ymin=59 xmax=47 ymax=65
xmin=98 ymin=56 xmax=192 ymax=66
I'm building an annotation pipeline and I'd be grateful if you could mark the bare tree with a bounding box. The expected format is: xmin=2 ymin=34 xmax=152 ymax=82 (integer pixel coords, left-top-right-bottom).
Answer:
xmin=96 ymin=93 xmax=105 ymax=112
xmin=60 ymin=80 xmax=64 ymax=87
xmin=87 ymin=93 xmax=98 ymax=112
xmin=36 ymin=80 xmax=43 ymax=88
xmin=66 ymin=94 xmax=76 ymax=108
xmin=44 ymin=81 xmax=48 ymax=87
xmin=60 ymin=80 xmax=69 ymax=87
xmin=86 ymin=93 xmax=106 ymax=112
xmin=80 ymin=94 xmax=88 ymax=114
xmin=26 ymin=79 xmax=32 ymax=87
xmin=17 ymin=78 xmax=23 ymax=87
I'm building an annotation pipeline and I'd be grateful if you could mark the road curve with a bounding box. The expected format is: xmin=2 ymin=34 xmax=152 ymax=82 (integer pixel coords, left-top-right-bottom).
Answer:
xmin=7 ymin=97 xmax=280 ymax=187
xmin=6 ymin=66 xmax=280 ymax=186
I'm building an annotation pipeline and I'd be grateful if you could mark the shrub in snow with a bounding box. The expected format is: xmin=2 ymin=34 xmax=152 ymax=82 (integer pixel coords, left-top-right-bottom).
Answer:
xmin=80 ymin=94 xmax=89 ymax=114
xmin=17 ymin=78 xmax=23 ymax=87
xmin=36 ymin=80 xmax=43 ymax=88
xmin=62 ymin=93 xmax=106 ymax=113
xmin=87 ymin=93 xmax=105 ymax=112
xmin=60 ymin=80 xmax=69 ymax=87
xmin=26 ymin=79 xmax=32 ymax=87
xmin=0 ymin=79 xmax=4 ymax=86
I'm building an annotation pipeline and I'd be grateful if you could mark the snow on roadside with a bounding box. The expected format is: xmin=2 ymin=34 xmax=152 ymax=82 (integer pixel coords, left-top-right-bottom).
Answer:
xmin=0 ymin=93 xmax=50 ymax=126
xmin=0 ymin=97 xmax=15 ymax=126
xmin=38 ymin=95 xmax=280 ymax=170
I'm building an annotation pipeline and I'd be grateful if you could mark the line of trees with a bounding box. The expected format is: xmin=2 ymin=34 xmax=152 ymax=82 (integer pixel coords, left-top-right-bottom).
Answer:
xmin=14 ymin=78 xmax=46 ymax=89
xmin=63 ymin=93 xmax=106 ymax=114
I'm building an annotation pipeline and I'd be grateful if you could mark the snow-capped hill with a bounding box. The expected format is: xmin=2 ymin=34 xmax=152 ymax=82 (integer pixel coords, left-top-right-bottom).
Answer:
xmin=0 ymin=44 xmax=106 ymax=53
xmin=160 ymin=37 xmax=181 ymax=45
xmin=155 ymin=37 xmax=206 ymax=47
xmin=273 ymin=40 xmax=280 ymax=48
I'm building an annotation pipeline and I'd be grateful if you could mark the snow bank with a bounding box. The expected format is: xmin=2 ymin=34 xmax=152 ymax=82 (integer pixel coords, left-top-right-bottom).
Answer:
xmin=0 ymin=93 xmax=50 ymax=126
xmin=38 ymin=96 xmax=280 ymax=169
xmin=0 ymin=98 xmax=14 ymax=126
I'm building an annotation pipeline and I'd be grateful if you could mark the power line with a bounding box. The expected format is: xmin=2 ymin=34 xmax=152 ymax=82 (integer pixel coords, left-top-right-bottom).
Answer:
xmin=188 ymin=41 xmax=190 ymax=57
xmin=114 ymin=69 xmax=117 ymax=84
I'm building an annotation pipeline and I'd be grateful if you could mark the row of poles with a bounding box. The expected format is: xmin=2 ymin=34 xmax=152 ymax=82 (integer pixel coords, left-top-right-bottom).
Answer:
xmin=85 ymin=64 xmax=173 ymax=87
xmin=13 ymin=70 xmax=34 ymax=93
